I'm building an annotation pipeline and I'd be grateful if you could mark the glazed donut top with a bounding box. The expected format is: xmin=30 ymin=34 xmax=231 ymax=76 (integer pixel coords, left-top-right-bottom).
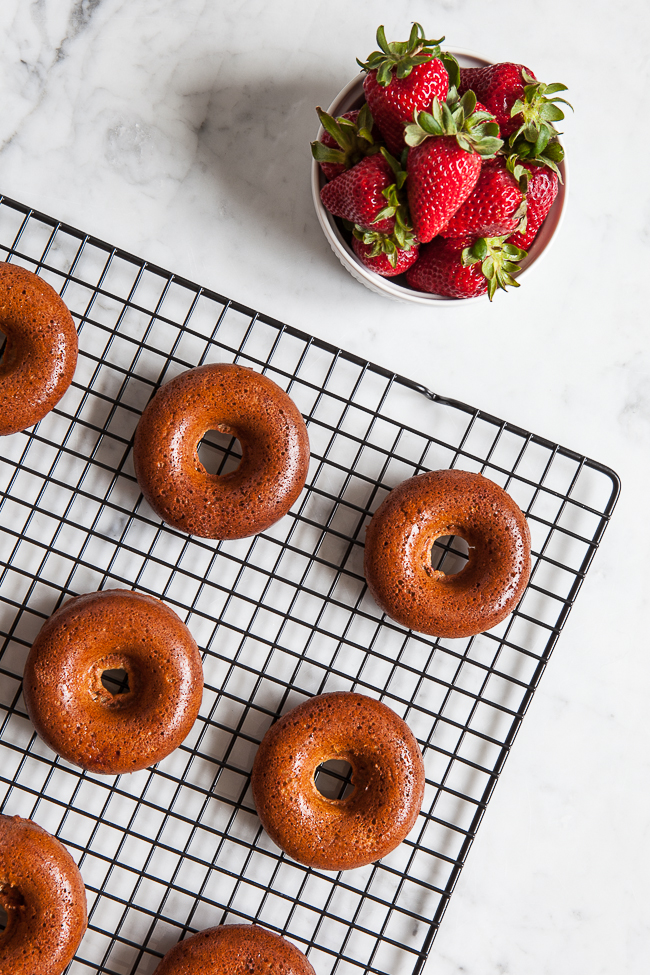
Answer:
xmin=364 ymin=469 xmax=531 ymax=638
xmin=0 ymin=262 xmax=78 ymax=436
xmin=22 ymin=589 xmax=203 ymax=775
xmin=133 ymin=362 xmax=310 ymax=539
xmin=153 ymin=924 xmax=315 ymax=975
xmin=0 ymin=814 xmax=87 ymax=975
xmin=251 ymin=691 xmax=425 ymax=871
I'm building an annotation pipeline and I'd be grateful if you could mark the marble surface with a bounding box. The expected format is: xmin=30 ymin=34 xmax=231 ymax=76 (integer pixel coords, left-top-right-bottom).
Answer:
xmin=1 ymin=1 xmax=648 ymax=973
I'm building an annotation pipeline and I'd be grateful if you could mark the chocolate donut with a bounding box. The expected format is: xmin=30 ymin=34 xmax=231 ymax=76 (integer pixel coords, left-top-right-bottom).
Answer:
xmin=364 ymin=469 xmax=531 ymax=638
xmin=23 ymin=589 xmax=203 ymax=775
xmin=251 ymin=692 xmax=425 ymax=871
xmin=0 ymin=814 xmax=87 ymax=975
xmin=133 ymin=363 xmax=310 ymax=539
xmin=0 ymin=263 xmax=78 ymax=436
xmin=153 ymin=924 xmax=315 ymax=975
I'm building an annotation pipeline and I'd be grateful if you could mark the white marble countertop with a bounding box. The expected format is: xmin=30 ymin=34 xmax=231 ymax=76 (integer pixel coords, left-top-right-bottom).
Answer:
xmin=1 ymin=1 xmax=648 ymax=973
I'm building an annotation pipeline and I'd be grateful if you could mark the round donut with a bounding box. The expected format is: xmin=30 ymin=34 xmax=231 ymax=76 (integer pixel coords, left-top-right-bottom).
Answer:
xmin=153 ymin=924 xmax=315 ymax=975
xmin=0 ymin=814 xmax=87 ymax=975
xmin=133 ymin=363 xmax=310 ymax=539
xmin=0 ymin=263 xmax=78 ymax=436
xmin=22 ymin=589 xmax=203 ymax=775
xmin=251 ymin=692 xmax=425 ymax=871
xmin=364 ymin=469 xmax=531 ymax=638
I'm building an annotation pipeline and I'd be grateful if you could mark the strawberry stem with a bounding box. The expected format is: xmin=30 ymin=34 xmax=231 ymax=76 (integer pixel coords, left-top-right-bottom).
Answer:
xmin=405 ymin=88 xmax=503 ymax=158
xmin=357 ymin=22 xmax=445 ymax=85
xmin=461 ymin=236 xmax=528 ymax=301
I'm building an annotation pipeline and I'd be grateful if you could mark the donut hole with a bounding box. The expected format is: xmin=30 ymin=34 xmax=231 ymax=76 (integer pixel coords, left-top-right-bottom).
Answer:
xmin=0 ymin=885 xmax=24 ymax=935
xmin=101 ymin=668 xmax=130 ymax=695
xmin=198 ymin=429 xmax=242 ymax=476
xmin=430 ymin=535 xmax=470 ymax=576
xmin=314 ymin=759 xmax=354 ymax=800
xmin=0 ymin=330 xmax=6 ymax=364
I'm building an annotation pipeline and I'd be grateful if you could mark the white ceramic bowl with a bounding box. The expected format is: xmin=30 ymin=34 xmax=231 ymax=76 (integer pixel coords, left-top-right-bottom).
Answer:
xmin=311 ymin=49 xmax=567 ymax=305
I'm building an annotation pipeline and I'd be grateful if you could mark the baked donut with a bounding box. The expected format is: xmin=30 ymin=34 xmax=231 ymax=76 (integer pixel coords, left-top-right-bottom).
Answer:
xmin=153 ymin=924 xmax=315 ymax=975
xmin=0 ymin=814 xmax=87 ymax=975
xmin=23 ymin=589 xmax=203 ymax=775
xmin=251 ymin=692 xmax=425 ymax=871
xmin=364 ymin=469 xmax=531 ymax=638
xmin=0 ymin=263 xmax=78 ymax=436
xmin=133 ymin=363 xmax=310 ymax=539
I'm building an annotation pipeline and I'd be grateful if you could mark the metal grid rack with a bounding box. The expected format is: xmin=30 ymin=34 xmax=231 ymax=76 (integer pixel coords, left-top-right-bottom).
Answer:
xmin=0 ymin=193 xmax=619 ymax=975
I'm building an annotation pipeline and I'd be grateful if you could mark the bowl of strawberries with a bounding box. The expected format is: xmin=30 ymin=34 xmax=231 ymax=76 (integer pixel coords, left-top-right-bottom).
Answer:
xmin=311 ymin=24 xmax=569 ymax=304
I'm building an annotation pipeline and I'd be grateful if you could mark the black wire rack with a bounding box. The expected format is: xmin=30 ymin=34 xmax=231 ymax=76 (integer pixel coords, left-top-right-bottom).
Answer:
xmin=0 ymin=192 xmax=620 ymax=975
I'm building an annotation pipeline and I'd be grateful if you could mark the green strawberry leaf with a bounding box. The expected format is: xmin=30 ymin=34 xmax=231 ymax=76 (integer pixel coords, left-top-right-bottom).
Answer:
xmin=544 ymin=82 xmax=569 ymax=94
xmin=374 ymin=205 xmax=397 ymax=222
xmin=539 ymin=103 xmax=565 ymax=122
xmin=502 ymin=243 xmax=527 ymax=259
xmin=441 ymin=101 xmax=455 ymax=129
xmin=500 ymin=271 xmax=519 ymax=287
xmin=462 ymin=235 xmax=529 ymax=301
xmin=460 ymin=89 xmax=477 ymax=117
xmin=533 ymin=128 xmax=550 ymax=156
xmin=407 ymin=22 xmax=420 ymax=49
xmin=358 ymin=23 xmax=445 ymax=84
xmin=544 ymin=140 xmax=565 ymax=161
xmin=440 ymin=51 xmax=460 ymax=89
xmin=376 ymin=25 xmax=391 ymax=55
xmin=311 ymin=143 xmax=348 ymax=164
xmin=471 ymin=238 xmax=488 ymax=261
xmin=376 ymin=61 xmax=393 ymax=86
xmin=483 ymin=257 xmax=495 ymax=280
xmin=316 ymin=108 xmax=350 ymax=147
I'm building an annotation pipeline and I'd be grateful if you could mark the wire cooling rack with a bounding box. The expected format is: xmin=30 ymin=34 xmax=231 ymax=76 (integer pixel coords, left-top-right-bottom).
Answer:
xmin=0 ymin=193 xmax=619 ymax=975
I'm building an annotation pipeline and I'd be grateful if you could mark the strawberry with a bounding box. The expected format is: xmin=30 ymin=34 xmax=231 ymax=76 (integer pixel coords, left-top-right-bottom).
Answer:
xmin=358 ymin=23 xmax=455 ymax=157
xmin=311 ymin=104 xmax=381 ymax=181
xmin=407 ymin=235 xmax=527 ymax=300
xmin=320 ymin=149 xmax=409 ymax=235
xmin=459 ymin=63 xmax=534 ymax=138
xmin=460 ymin=63 xmax=571 ymax=166
xmin=506 ymin=162 xmax=558 ymax=249
xmin=404 ymin=89 xmax=502 ymax=243
xmin=440 ymin=155 xmax=528 ymax=238
xmin=352 ymin=226 xmax=419 ymax=277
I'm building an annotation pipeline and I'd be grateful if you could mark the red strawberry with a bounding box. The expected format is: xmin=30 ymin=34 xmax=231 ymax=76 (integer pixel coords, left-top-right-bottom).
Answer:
xmin=407 ymin=236 xmax=487 ymax=298
xmin=320 ymin=152 xmax=404 ymax=233
xmin=440 ymin=156 xmax=528 ymax=238
xmin=404 ymin=90 xmax=502 ymax=243
xmin=311 ymin=105 xmax=381 ymax=181
xmin=358 ymin=23 xmax=453 ymax=157
xmin=460 ymin=63 xmax=571 ymax=155
xmin=406 ymin=235 xmax=527 ymax=300
xmin=459 ymin=63 xmax=535 ymax=139
xmin=506 ymin=163 xmax=558 ymax=249
xmin=352 ymin=227 xmax=419 ymax=277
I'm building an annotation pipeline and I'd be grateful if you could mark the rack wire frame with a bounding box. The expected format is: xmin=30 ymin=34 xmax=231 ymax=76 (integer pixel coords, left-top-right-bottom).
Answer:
xmin=0 ymin=193 xmax=620 ymax=975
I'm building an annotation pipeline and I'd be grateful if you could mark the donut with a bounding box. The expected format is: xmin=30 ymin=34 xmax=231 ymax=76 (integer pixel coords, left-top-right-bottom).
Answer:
xmin=251 ymin=692 xmax=425 ymax=871
xmin=0 ymin=814 xmax=87 ymax=975
xmin=22 ymin=589 xmax=203 ymax=775
xmin=0 ymin=263 xmax=78 ymax=436
xmin=153 ymin=924 xmax=315 ymax=975
xmin=133 ymin=363 xmax=310 ymax=539
xmin=364 ymin=469 xmax=531 ymax=638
